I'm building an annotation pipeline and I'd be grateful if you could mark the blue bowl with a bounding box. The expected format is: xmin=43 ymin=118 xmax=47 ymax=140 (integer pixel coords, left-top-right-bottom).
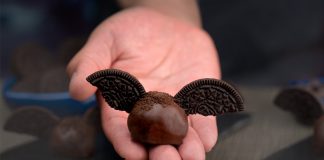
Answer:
xmin=288 ymin=76 xmax=324 ymax=86
xmin=2 ymin=77 xmax=97 ymax=117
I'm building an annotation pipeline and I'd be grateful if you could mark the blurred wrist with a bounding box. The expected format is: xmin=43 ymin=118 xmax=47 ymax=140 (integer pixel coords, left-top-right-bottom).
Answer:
xmin=117 ymin=0 xmax=201 ymax=27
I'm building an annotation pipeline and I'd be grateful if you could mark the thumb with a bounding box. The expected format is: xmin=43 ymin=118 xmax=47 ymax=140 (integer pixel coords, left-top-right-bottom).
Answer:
xmin=67 ymin=31 xmax=114 ymax=101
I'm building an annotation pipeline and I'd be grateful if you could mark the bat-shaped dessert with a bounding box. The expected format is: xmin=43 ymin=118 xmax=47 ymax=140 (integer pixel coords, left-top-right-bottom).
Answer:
xmin=4 ymin=106 xmax=100 ymax=158
xmin=87 ymin=69 xmax=244 ymax=145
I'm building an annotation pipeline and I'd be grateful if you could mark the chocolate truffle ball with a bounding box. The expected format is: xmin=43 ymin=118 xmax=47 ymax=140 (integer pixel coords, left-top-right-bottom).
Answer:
xmin=11 ymin=43 xmax=57 ymax=78
xmin=314 ymin=115 xmax=324 ymax=155
xmin=50 ymin=117 xmax=96 ymax=158
xmin=127 ymin=91 xmax=188 ymax=145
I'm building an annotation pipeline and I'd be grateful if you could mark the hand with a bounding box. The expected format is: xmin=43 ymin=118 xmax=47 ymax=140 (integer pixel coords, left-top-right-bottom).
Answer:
xmin=67 ymin=7 xmax=220 ymax=160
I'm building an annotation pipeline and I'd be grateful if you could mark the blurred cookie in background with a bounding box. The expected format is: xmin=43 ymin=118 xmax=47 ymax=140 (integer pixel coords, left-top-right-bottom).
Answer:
xmin=10 ymin=42 xmax=58 ymax=78
xmin=39 ymin=66 xmax=70 ymax=93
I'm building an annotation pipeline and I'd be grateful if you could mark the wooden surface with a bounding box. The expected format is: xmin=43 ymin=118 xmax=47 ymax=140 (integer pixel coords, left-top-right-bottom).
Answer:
xmin=207 ymin=86 xmax=314 ymax=160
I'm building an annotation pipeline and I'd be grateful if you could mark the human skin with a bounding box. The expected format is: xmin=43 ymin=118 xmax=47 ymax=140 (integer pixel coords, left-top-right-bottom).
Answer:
xmin=67 ymin=3 xmax=221 ymax=160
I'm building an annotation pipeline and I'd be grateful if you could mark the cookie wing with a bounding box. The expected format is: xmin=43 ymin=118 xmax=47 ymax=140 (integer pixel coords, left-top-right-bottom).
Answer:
xmin=174 ymin=79 xmax=244 ymax=116
xmin=4 ymin=107 xmax=60 ymax=137
xmin=87 ymin=69 xmax=146 ymax=113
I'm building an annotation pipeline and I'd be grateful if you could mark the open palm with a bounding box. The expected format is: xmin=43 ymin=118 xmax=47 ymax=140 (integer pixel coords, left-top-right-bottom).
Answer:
xmin=68 ymin=7 xmax=221 ymax=160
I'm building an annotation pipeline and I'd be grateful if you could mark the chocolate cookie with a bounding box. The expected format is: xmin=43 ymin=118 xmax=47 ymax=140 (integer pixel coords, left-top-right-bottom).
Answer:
xmin=274 ymin=78 xmax=324 ymax=125
xmin=4 ymin=106 xmax=59 ymax=137
xmin=4 ymin=106 xmax=100 ymax=158
xmin=175 ymin=78 xmax=244 ymax=116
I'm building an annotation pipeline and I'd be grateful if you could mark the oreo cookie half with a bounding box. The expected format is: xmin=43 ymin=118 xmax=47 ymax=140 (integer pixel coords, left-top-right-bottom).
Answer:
xmin=174 ymin=78 xmax=244 ymax=116
xmin=87 ymin=69 xmax=146 ymax=113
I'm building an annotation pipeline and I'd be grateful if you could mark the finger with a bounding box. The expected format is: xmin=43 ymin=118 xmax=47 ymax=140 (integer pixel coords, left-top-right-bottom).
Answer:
xmin=66 ymin=30 xmax=114 ymax=101
xmin=101 ymin=99 xmax=147 ymax=159
xmin=149 ymin=145 xmax=181 ymax=160
xmin=189 ymin=115 xmax=217 ymax=152
xmin=68 ymin=59 xmax=101 ymax=101
xmin=178 ymin=127 xmax=205 ymax=160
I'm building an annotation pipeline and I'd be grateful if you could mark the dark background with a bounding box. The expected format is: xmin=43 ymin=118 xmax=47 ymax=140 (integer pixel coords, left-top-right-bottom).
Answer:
xmin=200 ymin=0 xmax=324 ymax=84
xmin=0 ymin=1 xmax=324 ymax=159
xmin=1 ymin=0 xmax=324 ymax=84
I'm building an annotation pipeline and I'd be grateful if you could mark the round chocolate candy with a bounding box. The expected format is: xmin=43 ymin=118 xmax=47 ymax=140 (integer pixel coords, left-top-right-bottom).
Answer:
xmin=127 ymin=91 xmax=188 ymax=145
xmin=50 ymin=117 xmax=96 ymax=158
xmin=11 ymin=43 xmax=57 ymax=78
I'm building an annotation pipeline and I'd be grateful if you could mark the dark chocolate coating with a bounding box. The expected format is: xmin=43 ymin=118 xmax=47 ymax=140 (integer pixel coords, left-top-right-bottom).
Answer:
xmin=128 ymin=91 xmax=188 ymax=145
xmin=175 ymin=79 xmax=244 ymax=116
xmin=275 ymin=78 xmax=324 ymax=125
xmin=50 ymin=117 xmax=96 ymax=158
xmin=313 ymin=115 xmax=324 ymax=155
